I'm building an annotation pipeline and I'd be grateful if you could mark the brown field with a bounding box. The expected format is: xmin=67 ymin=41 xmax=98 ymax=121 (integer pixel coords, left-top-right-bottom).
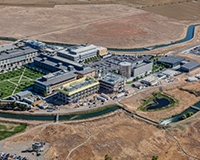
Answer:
xmin=0 ymin=4 xmax=188 ymax=48
xmin=1 ymin=111 xmax=200 ymax=160
xmin=0 ymin=0 xmax=194 ymax=6
xmin=142 ymin=0 xmax=200 ymax=20
xmin=0 ymin=0 xmax=199 ymax=48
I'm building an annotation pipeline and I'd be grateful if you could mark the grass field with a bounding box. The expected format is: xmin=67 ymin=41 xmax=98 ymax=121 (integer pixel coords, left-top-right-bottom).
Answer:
xmin=0 ymin=123 xmax=27 ymax=140
xmin=0 ymin=67 xmax=44 ymax=99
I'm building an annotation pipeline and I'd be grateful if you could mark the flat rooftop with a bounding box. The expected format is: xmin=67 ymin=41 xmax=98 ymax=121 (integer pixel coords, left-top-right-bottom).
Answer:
xmin=100 ymin=72 xmax=125 ymax=85
xmin=35 ymin=70 xmax=76 ymax=86
xmin=181 ymin=61 xmax=200 ymax=70
xmin=0 ymin=44 xmax=17 ymax=52
xmin=157 ymin=56 xmax=185 ymax=64
xmin=59 ymin=77 xmax=99 ymax=96
xmin=75 ymin=67 xmax=95 ymax=75
xmin=0 ymin=46 xmax=38 ymax=61
xmin=140 ymin=74 xmax=158 ymax=83
xmin=51 ymin=55 xmax=83 ymax=68
xmin=162 ymin=69 xmax=181 ymax=76
xmin=58 ymin=44 xmax=98 ymax=57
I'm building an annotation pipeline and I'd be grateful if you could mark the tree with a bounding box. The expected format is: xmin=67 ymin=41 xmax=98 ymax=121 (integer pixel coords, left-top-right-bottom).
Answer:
xmin=152 ymin=155 xmax=158 ymax=160
xmin=43 ymin=91 xmax=48 ymax=97
xmin=187 ymin=112 xmax=194 ymax=117
xmin=105 ymin=154 xmax=113 ymax=160
xmin=181 ymin=114 xmax=187 ymax=120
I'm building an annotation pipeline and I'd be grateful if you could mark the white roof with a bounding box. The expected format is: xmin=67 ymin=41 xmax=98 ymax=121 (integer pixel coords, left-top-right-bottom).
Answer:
xmin=187 ymin=77 xmax=198 ymax=81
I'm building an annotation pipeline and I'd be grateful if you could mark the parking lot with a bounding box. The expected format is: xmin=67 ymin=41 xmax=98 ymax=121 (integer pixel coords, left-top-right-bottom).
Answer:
xmin=0 ymin=151 xmax=28 ymax=160
xmin=189 ymin=45 xmax=200 ymax=55
xmin=87 ymin=54 xmax=151 ymax=73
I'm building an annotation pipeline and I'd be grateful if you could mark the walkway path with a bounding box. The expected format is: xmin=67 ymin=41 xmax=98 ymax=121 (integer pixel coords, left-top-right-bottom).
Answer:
xmin=66 ymin=126 xmax=91 ymax=160
xmin=7 ymin=80 xmax=18 ymax=86
xmin=11 ymin=67 xmax=26 ymax=95
xmin=23 ymin=75 xmax=33 ymax=81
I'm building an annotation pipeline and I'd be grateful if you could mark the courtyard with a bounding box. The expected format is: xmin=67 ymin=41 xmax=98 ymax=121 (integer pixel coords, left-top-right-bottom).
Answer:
xmin=0 ymin=67 xmax=44 ymax=99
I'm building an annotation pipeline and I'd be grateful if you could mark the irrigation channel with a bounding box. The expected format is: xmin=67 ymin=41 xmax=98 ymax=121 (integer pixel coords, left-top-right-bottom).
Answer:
xmin=0 ymin=106 xmax=119 ymax=121
xmin=0 ymin=24 xmax=199 ymax=52
xmin=160 ymin=101 xmax=200 ymax=125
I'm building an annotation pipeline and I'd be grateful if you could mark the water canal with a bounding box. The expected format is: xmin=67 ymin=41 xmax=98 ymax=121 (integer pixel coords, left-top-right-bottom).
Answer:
xmin=160 ymin=101 xmax=200 ymax=125
xmin=108 ymin=24 xmax=200 ymax=52
xmin=0 ymin=106 xmax=119 ymax=121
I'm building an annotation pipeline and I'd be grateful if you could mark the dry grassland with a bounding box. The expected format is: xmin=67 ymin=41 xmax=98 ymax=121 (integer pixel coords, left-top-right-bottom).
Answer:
xmin=142 ymin=0 xmax=200 ymax=20
xmin=0 ymin=4 xmax=187 ymax=48
xmin=4 ymin=112 xmax=198 ymax=160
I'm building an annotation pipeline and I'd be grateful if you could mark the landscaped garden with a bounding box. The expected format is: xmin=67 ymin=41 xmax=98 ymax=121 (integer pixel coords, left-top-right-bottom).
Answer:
xmin=140 ymin=92 xmax=177 ymax=111
xmin=0 ymin=67 xmax=44 ymax=99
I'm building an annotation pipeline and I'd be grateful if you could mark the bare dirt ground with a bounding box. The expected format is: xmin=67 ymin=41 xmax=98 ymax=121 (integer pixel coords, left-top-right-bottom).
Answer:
xmin=2 ymin=112 xmax=198 ymax=160
xmin=0 ymin=0 xmax=199 ymax=49
xmin=0 ymin=0 xmax=193 ymax=6
xmin=0 ymin=3 xmax=190 ymax=49
xmin=143 ymin=0 xmax=200 ymax=20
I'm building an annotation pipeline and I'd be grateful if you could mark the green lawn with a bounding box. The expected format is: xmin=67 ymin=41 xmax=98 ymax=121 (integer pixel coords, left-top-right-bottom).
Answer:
xmin=0 ymin=67 xmax=44 ymax=99
xmin=0 ymin=81 xmax=16 ymax=99
xmin=126 ymin=81 xmax=133 ymax=84
xmin=24 ymin=68 xmax=43 ymax=80
xmin=9 ymin=76 xmax=21 ymax=84
xmin=0 ymin=123 xmax=27 ymax=140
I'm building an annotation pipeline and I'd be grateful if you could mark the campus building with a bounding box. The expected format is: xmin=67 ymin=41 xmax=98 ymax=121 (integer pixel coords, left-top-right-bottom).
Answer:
xmin=34 ymin=54 xmax=83 ymax=72
xmin=180 ymin=61 xmax=200 ymax=72
xmin=0 ymin=46 xmax=38 ymax=72
xmin=119 ymin=62 xmax=132 ymax=78
xmin=99 ymin=72 xmax=125 ymax=93
xmin=57 ymin=44 xmax=106 ymax=63
xmin=34 ymin=70 xmax=76 ymax=95
xmin=57 ymin=77 xmax=99 ymax=103
xmin=74 ymin=67 xmax=95 ymax=79
xmin=132 ymin=61 xmax=153 ymax=78
xmin=157 ymin=56 xmax=185 ymax=68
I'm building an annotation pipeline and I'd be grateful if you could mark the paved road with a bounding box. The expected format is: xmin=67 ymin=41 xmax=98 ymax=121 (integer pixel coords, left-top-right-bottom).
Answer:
xmin=167 ymin=42 xmax=200 ymax=55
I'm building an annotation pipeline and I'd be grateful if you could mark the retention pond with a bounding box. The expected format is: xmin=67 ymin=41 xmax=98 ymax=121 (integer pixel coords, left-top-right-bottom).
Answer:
xmin=146 ymin=98 xmax=171 ymax=111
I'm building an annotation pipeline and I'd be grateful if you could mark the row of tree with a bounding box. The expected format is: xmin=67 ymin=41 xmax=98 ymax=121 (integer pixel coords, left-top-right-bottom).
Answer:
xmin=0 ymin=102 xmax=28 ymax=111
xmin=84 ymin=56 xmax=101 ymax=64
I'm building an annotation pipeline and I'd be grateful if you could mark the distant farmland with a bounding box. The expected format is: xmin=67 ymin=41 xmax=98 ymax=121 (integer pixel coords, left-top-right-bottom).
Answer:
xmin=141 ymin=0 xmax=200 ymax=20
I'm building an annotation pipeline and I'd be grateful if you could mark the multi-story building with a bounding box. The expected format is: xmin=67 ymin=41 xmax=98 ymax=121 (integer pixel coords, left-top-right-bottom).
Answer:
xmin=119 ymin=62 xmax=132 ymax=78
xmin=57 ymin=77 xmax=99 ymax=103
xmin=34 ymin=54 xmax=84 ymax=72
xmin=157 ymin=56 xmax=185 ymax=68
xmin=75 ymin=67 xmax=95 ymax=79
xmin=132 ymin=61 xmax=153 ymax=78
xmin=34 ymin=70 xmax=76 ymax=95
xmin=57 ymin=44 xmax=101 ymax=62
xmin=0 ymin=46 xmax=38 ymax=72
xmin=99 ymin=73 xmax=125 ymax=93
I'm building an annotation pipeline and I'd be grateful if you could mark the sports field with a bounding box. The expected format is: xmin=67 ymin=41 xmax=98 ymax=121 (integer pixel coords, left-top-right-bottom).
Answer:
xmin=0 ymin=67 xmax=43 ymax=99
